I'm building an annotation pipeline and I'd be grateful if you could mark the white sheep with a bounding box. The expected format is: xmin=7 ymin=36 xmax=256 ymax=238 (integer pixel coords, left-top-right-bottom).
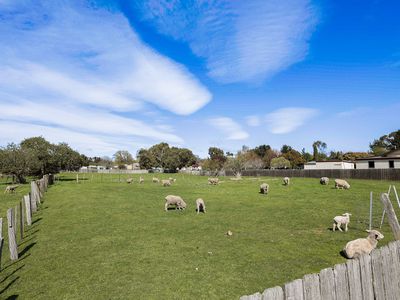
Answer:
xmin=283 ymin=177 xmax=290 ymax=186
xmin=4 ymin=185 xmax=18 ymax=194
xmin=152 ymin=177 xmax=159 ymax=183
xmin=165 ymin=195 xmax=187 ymax=211
xmin=344 ymin=230 xmax=384 ymax=259
xmin=139 ymin=176 xmax=144 ymax=184
xmin=320 ymin=177 xmax=329 ymax=185
xmin=168 ymin=177 xmax=176 ymax=183
xmin=208 ymin=178 xmax=219 ymax=185
xmin=335 ymin=179 xmax=350 ymax=189
xmin=196 ymin=198 xmax=206 ymax=214
xmin=126 ymin=178 xmax=133 ymax=184
xmin=259 ymin=183 xmax=269 ymax=194
xmin=333 ymin=213 xmax=351 ymax=232
xmin=161 ymin=179 xmax=171 ymax=187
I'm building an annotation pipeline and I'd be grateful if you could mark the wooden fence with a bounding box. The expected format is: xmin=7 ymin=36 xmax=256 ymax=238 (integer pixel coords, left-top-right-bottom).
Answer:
xmin=0 ymin=174 xmax=53 ymax=268
xmin=224 ymin=169 xmax=400 ymax=181
xmin=240 ymin=239 xmax=400 ymax=300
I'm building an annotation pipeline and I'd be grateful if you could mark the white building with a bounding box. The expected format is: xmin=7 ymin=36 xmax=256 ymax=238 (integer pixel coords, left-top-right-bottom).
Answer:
xmin=355 ymin=149 xmax=400 ymax=169
xmin=303 ymin=160 xmax=355 ymax=170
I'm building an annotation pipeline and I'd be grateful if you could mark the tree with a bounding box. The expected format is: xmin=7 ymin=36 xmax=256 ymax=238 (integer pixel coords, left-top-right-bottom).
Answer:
xmin=148 ymin=142 xmax=170 ymax=168
xmin=270 ymin=157 xmax=291 ymax=169
xmin=370 ymin=129 xmax=400 ymax=155
xmin=0 ymin=143 xmax=33 ymax=183
xmin=282 ymin=149 xmax=305 ymax=168
xmin=253 ymin=144 xmax=271 ymax=158
xmin=202 ymin=147 xmax=227 ymax=175
xmin=343 ymin=152 xmax=370 ymax=161
xmin=52 ymin=143 xmax=83 ymax=171
xmin=263 ymin=149 xmax=279 ymax=168
xmin=113 ymin=150 xmax=133 ymax=169
xmin=20 ymin=136 xmax=55 ymax=176
xmin=301 ymin=148 xmax=313 ymax=162
xmin=280 ymin=145 xmax=293 ymax=154
xmin=312 ymin=141 xmax=327 ymax=161
xmin=137 ymin=149 xmax=155 ymax=170
xmin=329 ymin=151 xmax=344 ymax=160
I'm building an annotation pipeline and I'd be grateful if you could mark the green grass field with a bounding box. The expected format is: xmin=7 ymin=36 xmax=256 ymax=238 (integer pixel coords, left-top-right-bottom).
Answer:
xmin=0 ymin=173 xmax=399 ymax=299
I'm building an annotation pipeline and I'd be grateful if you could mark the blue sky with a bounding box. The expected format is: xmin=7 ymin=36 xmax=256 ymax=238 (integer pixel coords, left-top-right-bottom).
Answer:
xmin=0 ymin=0 xmax=399 ymax=158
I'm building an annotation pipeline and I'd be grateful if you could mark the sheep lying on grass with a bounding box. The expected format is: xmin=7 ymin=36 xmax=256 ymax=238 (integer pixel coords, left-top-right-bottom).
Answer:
xmin=343 ymin=230 xmax=384 ymax=258
xmin=126 ymin=178 xmax=133 ymax=184
xmin=208 ymin=178 xmax=219 ymax=185
xmin=283 ymin=177 xmax=290 ymax=186
xmin=4 ymin=185 xmax=19 ymax=194
xmin=259 ymin=183 xmax=269 ymax=194
xmin=161 ymin=179 xmax=171 ymax=187
xmin=333 ymin=213 xmax=351 ymax=232
xmin=335 ymin=179 xmax=350 ymax=189
xmin=165 ymin=195 xmax=187 ymax=211
xmin=196 ymin=198 xmax=206 ymax=214
xmin=152 ymin=177 xmax=159 ymax=183
xmin=320 ymin=177 xmax=329 ymax=185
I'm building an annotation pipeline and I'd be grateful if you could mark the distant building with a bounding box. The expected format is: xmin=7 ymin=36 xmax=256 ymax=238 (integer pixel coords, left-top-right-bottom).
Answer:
xmin=303 ymin=160 xmax=354 ymax=170
xmin=355 ymin=149 xmax=400 ymax=169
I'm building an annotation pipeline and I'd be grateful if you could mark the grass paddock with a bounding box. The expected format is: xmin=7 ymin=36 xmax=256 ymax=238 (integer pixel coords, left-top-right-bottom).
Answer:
xmin=0 ymin=173 xmax=398 ymax=299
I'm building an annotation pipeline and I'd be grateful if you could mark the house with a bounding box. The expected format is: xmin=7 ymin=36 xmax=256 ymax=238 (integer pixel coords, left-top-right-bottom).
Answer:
xmin=303 ymin=160 xmax=355 ymax=170
xmin=355 ymin=149 xmax=400 ymax=169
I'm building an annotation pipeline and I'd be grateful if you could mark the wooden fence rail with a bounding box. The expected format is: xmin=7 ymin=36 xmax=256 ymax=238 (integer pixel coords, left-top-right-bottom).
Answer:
xmin=240 ymin=240 xmax=400 ymax=300
xmin=0 ymin=174 xmax=53 ymax=267
xmin=223 ymin=169 xmax=400 ymax=181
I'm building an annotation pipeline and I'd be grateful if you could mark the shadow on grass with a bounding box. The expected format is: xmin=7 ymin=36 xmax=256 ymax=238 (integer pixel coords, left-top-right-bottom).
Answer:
xmin=339 ymin=250 xmax=348 ymax=259
xmin=0 ymin=277 xmax=19 ymax=296
xmin=2 ymin=254 xmax=31 ymax=272
xmin=58 ymin=177 xmax=88 ymax=182
xmin=31 ymin=217 xmax=42 ymax=225
xmin=0 ymin=265 xmax=24 ymax=284
xmin=6 ymin=295 xmax=18 ymax=300
xmin=19 ymin=242 xmax=36 ymax=257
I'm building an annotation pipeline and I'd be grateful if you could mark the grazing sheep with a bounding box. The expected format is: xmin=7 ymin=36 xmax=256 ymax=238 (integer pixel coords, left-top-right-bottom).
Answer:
xmin=139 ymin=176 xmax=144 ymax=184
xmin=208 ymin=178 xmax=219 ymax=185
xmin=152 ymin=177 xmax=160 ymax=183
xmin=259 ymin=183 xmax=269 ymax=194
xmin=168 ymin=177 xmax=176 ymax=183
xmin=333 ymin=213 xmax=351 ymax=232
xmin=4 ymin=185 xmax=18 ymax=194
xmin=335 ymin=179 xmax=350 ymax=189
xmin=196 ymin=198 xmax=206 ymax=214
xmin=283 ymin=177 xmax=290 ymax=186
xmin=320 ymin=177 xmax=329 ymax=185
xmin=126 ymin=178 xmax=133 ymax=184
xmin=161 ymin=179 xmax=171 ymax=187
xmin=165 ymin=195 xmax=187 ymax=211
xmin=343 ymin=230 xmax=384 ymax=259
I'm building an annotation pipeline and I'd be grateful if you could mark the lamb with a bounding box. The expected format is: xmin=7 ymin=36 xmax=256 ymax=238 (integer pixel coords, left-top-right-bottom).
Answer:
xmin=333 ymin=213 xmax=351 ymax=232
xmin=259 ymin=183 xmax=269 ymax=194
xmin=165 ymin=195 xmax=187 ymax=211
xmin=126 ymin=178 xmax=133 ymax=184
xmin=161 ymin=179 xmax=171 ymax=187
xmin=4 ymin=185 xmax=18 ymax=194
xmin=139 ymin=176 xmax=144 ymax=184
xmin=335 ymin=179 xmax=350 ymax=189
xmin=343 ymin=230 xmax=384 ymax=259
xmin=208 ymin=178 xmax=219 ymax=185
xmin=196 ymin=198 xmax=206 ymax=214
xmin=320 ymin=177 xmax=329 ymax=185
xmin=283 ymin=177 xmax=290 ymax=186
xmin=152 ymin=177 xmax=160 ymax=183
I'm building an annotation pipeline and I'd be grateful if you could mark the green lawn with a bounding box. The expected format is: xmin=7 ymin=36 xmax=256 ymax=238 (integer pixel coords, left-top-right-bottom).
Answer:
xmin=0 ymin=173 xmax=399 ymax=299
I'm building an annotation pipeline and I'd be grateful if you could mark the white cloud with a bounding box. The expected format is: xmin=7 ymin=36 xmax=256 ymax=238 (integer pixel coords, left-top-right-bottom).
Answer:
xmin=245 ymin=115 xmax=261 ymax=127
xmin=208 ymin=117 xmax=249 ymax=140
xmin=265 ymin=107 xmax=318 ymax=134
xmin=136 ymin=0 xmax=317 ymax=83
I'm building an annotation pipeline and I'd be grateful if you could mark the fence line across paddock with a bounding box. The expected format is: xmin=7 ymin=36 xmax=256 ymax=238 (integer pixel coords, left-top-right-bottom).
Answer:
xmin=0 ymin=174 xmax=54 ymax=269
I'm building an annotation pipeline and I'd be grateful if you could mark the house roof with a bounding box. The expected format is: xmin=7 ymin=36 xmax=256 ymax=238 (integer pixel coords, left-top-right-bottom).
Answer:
xmin=356 ymin=156 xmax=400 ymax=161
xmin=304 ymin=160 xmax=353 ymax=165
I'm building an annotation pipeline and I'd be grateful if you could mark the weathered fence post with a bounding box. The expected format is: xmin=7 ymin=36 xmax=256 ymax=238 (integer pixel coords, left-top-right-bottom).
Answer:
xmin=0 ymin=218 xmax=4 ymax=270
xmin=24 ymin=194 xmax=32 ymax=226
xmin=30 ymin=190 xmax=37 ymax=213
xmin=303 ymin=273 xmax=321 ymax=300
xmin=284 ymin=279 xmax=304 ymax=300
xmin=7 ymin=208 xmax=18 ymax=260
xmin=19 ymin=200 xmax=24 ymax=239
xmin=13 ymin=205 xmax=18 ymax=240
xmin=380 ymin=193 xmax=400 ymax=240
xmin=369 ymin=191 xmax=373 ymax=230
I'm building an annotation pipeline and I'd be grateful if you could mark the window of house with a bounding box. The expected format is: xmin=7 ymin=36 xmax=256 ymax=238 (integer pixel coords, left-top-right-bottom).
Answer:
xmin=389 ymin=160 xmax=395 ymax=168
xmin=368 ymin=161 xmax=375 ymax=169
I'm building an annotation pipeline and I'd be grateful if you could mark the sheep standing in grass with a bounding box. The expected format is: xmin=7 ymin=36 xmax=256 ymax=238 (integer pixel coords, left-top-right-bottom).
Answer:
xmin=259 ymin=183 xmax=269 ymax=194
xmin=165 ymin=195 xmax=187 ymax=211
xmin=4 ymin=185 xmax=18 ymax=194
xmin=344 ymin=230 xmax=384 ymax=258
xmin=320 ymin=177 xmax=329 ymax=185
xmin=196 ymin=198 xmax=206 ymax=214
xmin=126 ymin=178 xmax=133 ymax=184
xmin=208 ymin=178 xmax=219 ymax=185
xmin=335 ymin=179 xmax=350 ymax=189
xmin=139 ymin=176 xmax=144 ymax=184
xmin=333 ymin=213 xmax=351 ymax=232
xmin=283 ymin=177 xmax=290 ymax=186
xmin=161 ymin=179 xmax=171 ymax=187
xmin=152 ymin=177 xmax=159 ymax=183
